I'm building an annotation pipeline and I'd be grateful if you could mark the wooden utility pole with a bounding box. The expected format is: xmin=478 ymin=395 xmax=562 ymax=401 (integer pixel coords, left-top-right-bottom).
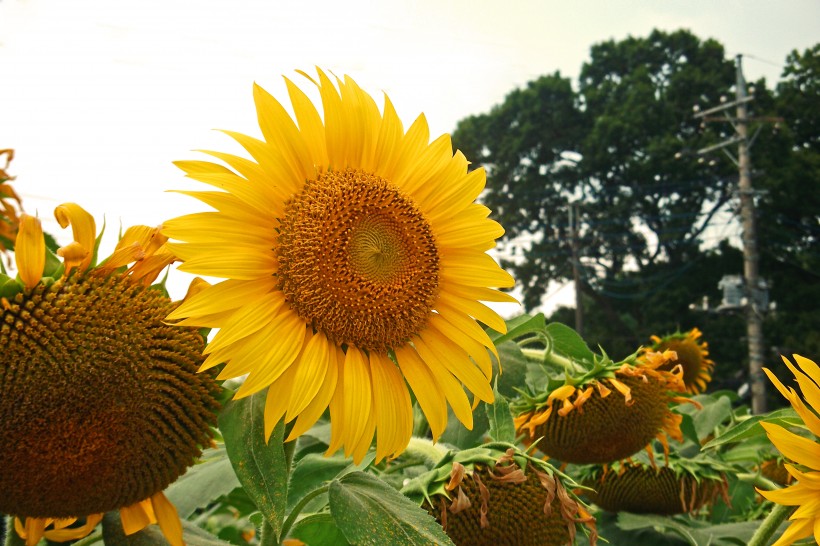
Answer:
xmin=694 ymin=55 xmax=769 ymax=413
xmin=735 ymin=55 xmax=767 ymax=414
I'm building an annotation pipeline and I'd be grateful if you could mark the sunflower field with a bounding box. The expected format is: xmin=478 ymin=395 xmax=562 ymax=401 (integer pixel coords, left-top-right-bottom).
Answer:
xmin=1 ymin=69 xmax=818 ymax=546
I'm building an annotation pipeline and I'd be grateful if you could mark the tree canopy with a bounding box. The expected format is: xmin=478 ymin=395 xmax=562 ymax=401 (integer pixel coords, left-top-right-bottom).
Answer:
xmin=452 ymin=30 xmax=820 ymax=390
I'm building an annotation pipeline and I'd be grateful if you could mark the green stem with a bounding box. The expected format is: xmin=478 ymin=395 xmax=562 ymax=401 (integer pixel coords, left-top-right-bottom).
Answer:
xmin=403 ymin=437 xmax=449 ymax=469
xmin=70 ymin=530 xmax=103 ymax=546
xmin=748 ymin=503 xmax=793 ymax=546
xmin=521 ymin=348 xmax=586 ymax=375
xmin=4 ymin=517 xmax=24 ymax=546
xmin=279 ymin=484 xmax=331 ymax=542
xmin=736 ymin=472 xmax=780 ymax=492
xmin=259 ymin=522 xmax=278 ymax=546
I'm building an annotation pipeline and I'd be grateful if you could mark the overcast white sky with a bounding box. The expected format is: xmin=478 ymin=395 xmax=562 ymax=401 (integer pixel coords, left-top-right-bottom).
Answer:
xmin=1 ymin=0 xmax=817 ymax=309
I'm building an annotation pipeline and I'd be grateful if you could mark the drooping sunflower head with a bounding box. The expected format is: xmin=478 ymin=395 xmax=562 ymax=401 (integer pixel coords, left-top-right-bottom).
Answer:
xmin=643 ymin=327 xmax=715 ymax=393
xmin=513 ymin=350 xmax=696 ymax=465
xmin=575 ymin=449 xmax=732 ymax=516
xmin=402 ymin=444 xmax=597 ymax=546
xmin=1 ymin=204 xmax=220 ymax=546
xmin=164 ymin=69 xmax=516 ymax=463
xmin=0 ymin=148 xmax=22 ymax=260
xmin=756 ymin=354 xmax=820 ymax=546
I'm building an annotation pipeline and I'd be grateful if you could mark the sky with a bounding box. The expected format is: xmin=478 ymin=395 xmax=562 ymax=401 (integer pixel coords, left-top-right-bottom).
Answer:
xmin=1 ymin=0 xmax=818 ymax=310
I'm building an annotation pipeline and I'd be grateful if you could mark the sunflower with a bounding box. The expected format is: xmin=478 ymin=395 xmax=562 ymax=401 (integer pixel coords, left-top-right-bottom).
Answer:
xmin=757 ymin=354 xmax=820 ymax=546
xmin=513 ymin=350 xmax=695 ymax=465
xmin=402 ymin=443 xmax=597 ymax=546
xmin=576 ymin=449 xmax=732 ymax=516
xmin=644 ymin=327 xmax=714 ymax=394
xmin=163 ymin=69 xmax=515 ymax=463
xmin=1 ymin=205 xmax=220 ymax=546
xmin=0 ymin=148 xmax=23 ymax=260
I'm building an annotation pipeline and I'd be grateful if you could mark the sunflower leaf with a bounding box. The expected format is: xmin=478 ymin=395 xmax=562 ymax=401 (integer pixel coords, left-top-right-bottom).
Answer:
xmin=485 ymin=385 xmax=516 ymax=443
xmin=329 ymin=471 xmax=455 ymax=546
xmin=489 ymin=313 xmax=546 ymax=346
xmin=165 ymin=445 xmax=241 ymax=519
xmin=218 ymin=390 xmax=288 ymax=541
xmin=543 ymin=322 xmax=597 ymax=364
xmin=701 ymin=407 xmax=801 ymax=450
xmin=289 ymin=513 xmax=351 ymax=546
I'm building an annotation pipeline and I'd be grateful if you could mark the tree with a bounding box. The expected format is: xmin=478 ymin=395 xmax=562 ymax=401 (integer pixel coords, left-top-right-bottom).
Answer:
xmin=453 ymin=30 xmax=736 ymax=311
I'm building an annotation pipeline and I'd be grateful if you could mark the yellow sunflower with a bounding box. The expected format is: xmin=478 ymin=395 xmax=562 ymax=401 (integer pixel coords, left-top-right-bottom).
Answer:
xmin=644 ymin=327 xmax=715 ymax=394
xmin=513 ymin=350 xmax=695 ymax=465
xmin=164 ymin=69 xmax=515 ymax=463
xmin=757 ymin=354 xmax=820 ymax=546
xmin=1 ymin=205 xmax=219 ymax=546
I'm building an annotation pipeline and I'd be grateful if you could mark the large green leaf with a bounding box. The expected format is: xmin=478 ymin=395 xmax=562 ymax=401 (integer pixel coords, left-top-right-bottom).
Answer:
xmin=329 ymin=471 xmax=454 ymax=546
xmin=543 ymin=322 xmax=596 ymax=363
xmin=702 ymin=407 xmax=801 ymax=450
xmin=286 ymin=452 xmax=375 ymax=512
xmin=289 ymin=513 xmax=350 ymax=546
xmin=166 ymin=446 xmax=241 ymax=518
xmin=218 ymin=390 xmax=288 ymax=540
xmin=676 ymin=393 xmax=733 ymax=442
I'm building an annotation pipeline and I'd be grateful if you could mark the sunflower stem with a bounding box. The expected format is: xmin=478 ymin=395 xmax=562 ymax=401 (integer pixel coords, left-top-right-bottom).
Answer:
xmin=3 ymin=518 xmax=24 ymax=546
xmin=404 ymin=437 xmax=449 ymax=469
xmin=259 ymin=522 xmax=278 ymax=546
xmin=70 ymin=530 xmax=103 ymax=546
xmin=748 ymin=502 xmax=792 ymax=546
xmin=521 ymin=348 xmax=586 ymax=375
xmin=279 ymin=484 xmax=331 ymax=542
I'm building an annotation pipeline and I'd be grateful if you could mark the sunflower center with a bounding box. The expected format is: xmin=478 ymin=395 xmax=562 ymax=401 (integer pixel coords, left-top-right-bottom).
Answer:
xmin=276 ymin=169 xmax=439 ymax=351
xmin=0 ymin=272 xmax=219 ymax=518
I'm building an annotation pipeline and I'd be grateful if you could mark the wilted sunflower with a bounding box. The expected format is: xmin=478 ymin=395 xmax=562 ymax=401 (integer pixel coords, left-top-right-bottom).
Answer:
xmin=0 ymin=148 xmax=22 ymax=260
xmin=576 ymin=449 xmax=732 ymax=515
xmin=402 ymin=443 xmax=597 ymax=546
xmin=757 ymin=354 xmax=820 ymax=546
xmin=644 ymin=327 xmax=715 ymax=394
xmin=164 ymin=68 xmax=515 ymax=463
xmin=1 ymin=205 xmax=219 ymax=546
xmin=513 ymin=350 xmax=695 ymax=465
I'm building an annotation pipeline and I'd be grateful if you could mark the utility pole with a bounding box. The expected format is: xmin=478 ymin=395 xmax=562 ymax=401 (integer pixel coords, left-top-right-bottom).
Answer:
xmin=569 ymin=203 xmax=583 ymax=336
xmin=694 ymin=55 xmax=771 ymax=414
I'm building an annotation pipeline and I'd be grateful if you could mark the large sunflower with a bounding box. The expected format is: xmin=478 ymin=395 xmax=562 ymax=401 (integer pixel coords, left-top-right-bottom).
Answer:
xmin=1 ymin=205 xmax=219 ymax=546
xmin=164 ymin=69 xmax=515 ymax=463
xmin=757 ymin=354 xmax=820 ymax=546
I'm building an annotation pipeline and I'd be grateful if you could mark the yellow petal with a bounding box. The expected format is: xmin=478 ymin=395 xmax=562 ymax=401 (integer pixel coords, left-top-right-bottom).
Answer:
xmin=441 ymin=251 xmax=515 ymax=289
xmin=394 ymin=344 xmax=448 ymax=441
xmin=151 ymin=492 xmax=184 ymax=546
xmin=287 ymin=340 xmax=341 ymax=441
xmin=171 ymin=243 xmax=277 ymax=280
xmin=204 ymin=291 xmax=285 ymax=355
xmin=436 ymin=289 xmax=507 ymax=334
xmin=342 ymin=346 xmax=373 ymax=454
xmin=433 ymin=301 xmax=500 ymax=362
xmin=168 ymin=278 xmax=275 ymax=322
xmin=253 ymin=82 xmax=313 ymax=182
xmin=286 ymin=330 xmax=331 ymax=420
xmin=410 ymin=340 xmax=473 ymax=430
xmin=44 ymin=514 xmax=103 ymax=542
xmin=761 ymin=421 xmax=820 ymax=470
xmin=370 ymin=351 xmax=413 ymax=461
xmin=21 ymin=517 xmax=46 ymax=546
xmin=15 ymin=214 xmax=45 ymax=289
xmin=415 ymin=328 xmax=493 ymax=404
xmin=54 ymin=203 xmax=96 ymax=271
xmin=284 ymin=76 xmax=328 ymax=168
xmin=120 ymin=499 xmax=154 ymax=535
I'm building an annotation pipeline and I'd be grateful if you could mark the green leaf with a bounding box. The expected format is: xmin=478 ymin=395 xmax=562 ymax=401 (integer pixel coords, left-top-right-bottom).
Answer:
xmin=218 ymin=390 xmax=289 ymax=540
xmin=702 ymin=407 xmax=801 ymax=450
xmin=676 ymin=393 xmax=733 ymax=442
xmin=329 ymin=471 xmax=454 ymax=546
xmin=289 ymin=513 xmax=351 ymax=546
xmin=489 ymin=313 xmax=545 ymax=346
xmin=166 ymin=446 xmax=241 ymax=518
xmin=543 ymin=322 xmax=597 ymax=363
xmin=287 ymin=452 xmax=375 ymax=512
xmin=485 ymin=386 xmax=516 ymax=443
xmin=439 ymin=402 xmax=489 ymax=449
